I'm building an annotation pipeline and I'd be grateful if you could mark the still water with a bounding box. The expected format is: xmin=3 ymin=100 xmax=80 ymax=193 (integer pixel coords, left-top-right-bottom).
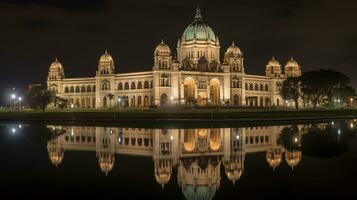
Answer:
xmin=1 ymin=120 xmax=357 ymax=198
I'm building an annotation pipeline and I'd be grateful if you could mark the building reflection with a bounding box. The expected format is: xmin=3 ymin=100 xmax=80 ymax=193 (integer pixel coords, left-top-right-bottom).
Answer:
xmin=46 ymin=124 xmax=312 ymax=199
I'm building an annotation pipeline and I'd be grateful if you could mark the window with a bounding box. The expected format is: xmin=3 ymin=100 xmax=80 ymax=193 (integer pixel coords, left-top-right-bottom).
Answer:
xmin=75 ymin=86 xmax=80 ymax=93
xmin=144 ymin=81 xmax=149 ymax=89
xmin=118 ymin=83 xmax=123 ymax=90
xmin=131 ymin=82 xmax=136 ymax=90
xmin=265 ymin=84 xmax=269 ymax=91
xmin=260 ymin=84 xmax=263 ymax=91
xmin=65 ymin=87 xmax=69 ymax=93
xmin=249 ymin=83 xmax=253 ymax=90
xmin=81 ymin=86 xmax=86 ymax=93
xmin=124 ymin=82 xmax=129 ymax=90
xmin=87 ymin=85 xmax=92 ymax=92
xmin=254 ymin=84 xmax=259 ymax=91
xmin=160 ymin=74 xmax=170 ymax=87
xmin=137 ymin=81 xmax=142 ymax=89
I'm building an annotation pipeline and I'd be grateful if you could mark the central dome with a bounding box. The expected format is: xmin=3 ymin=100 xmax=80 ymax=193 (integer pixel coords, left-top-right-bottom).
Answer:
xmin=182 ymin=6 xmax=216 ymax=42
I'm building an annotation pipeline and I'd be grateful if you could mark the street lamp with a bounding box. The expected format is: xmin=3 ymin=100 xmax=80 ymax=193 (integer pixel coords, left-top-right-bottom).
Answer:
xmin=118 ymin=97 xmax=121 ymax=109
xmin=18 ymin=97 xmax=22 ymax=111
xmin=350 ymin=98 xmax=353 ymax=107
xmin=70 ymin=103 xmax=74 ymax=120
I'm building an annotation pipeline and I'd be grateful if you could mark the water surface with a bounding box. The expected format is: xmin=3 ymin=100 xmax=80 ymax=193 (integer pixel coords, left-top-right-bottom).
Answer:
xmin=1 ymin=120 xmax=357 ymax=198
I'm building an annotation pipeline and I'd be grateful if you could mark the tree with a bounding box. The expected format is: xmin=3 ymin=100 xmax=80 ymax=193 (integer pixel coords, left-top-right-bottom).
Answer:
xmin=333 ymin=86 xmax=356 ymax=104
xmin=300 ymin=69 xmax=353 ymax=109
xmin=321 ymin=70 xmax=350 ymax=106
xmin=281 ymin=77 xmax=301 ymax=109
xmin=300 ymin=71 xmax=325 ymax=109
xmin=26 ymin=86 xmax=54 ymax=111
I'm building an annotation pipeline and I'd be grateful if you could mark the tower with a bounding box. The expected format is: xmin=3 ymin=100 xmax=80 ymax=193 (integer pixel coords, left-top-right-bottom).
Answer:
xmin=47 ymin=58 xmax=65 ymax=93
xmin=265 ymin=57 xmax=283 ymax=78
xmin=224 ymin=42 xmax=244 ymax=73
xmin=284 ymin=57 xmax=302 ymax=78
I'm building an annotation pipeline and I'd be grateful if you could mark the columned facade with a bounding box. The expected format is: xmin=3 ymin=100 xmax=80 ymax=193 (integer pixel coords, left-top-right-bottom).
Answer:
xmin=47 ymin=6 xmax=301 ymax=108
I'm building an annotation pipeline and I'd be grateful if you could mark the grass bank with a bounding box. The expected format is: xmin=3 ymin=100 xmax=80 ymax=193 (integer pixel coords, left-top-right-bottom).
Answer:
xmin=0 ymin=108 xmax=356 ymax=123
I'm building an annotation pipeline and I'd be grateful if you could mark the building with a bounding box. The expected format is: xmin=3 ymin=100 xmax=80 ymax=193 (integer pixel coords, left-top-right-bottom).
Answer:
xmin=46 ymin=124 xmax=308 ymax=199
xmin=47 ymin=6 xmax=302 ymax=108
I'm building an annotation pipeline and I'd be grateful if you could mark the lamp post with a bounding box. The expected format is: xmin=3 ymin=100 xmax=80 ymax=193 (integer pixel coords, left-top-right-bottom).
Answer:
xmin=10 ymin=94 xmax=16 ymax=109
xmin=18 ymin=97 xmax=22 ymax=112
xmin=118 ymin=97 xmax=121 ymax=109
xmin=70 ymin=103 xmax=74 ymax=120
xmin=350 ymin=98 xmax=353 ymax=107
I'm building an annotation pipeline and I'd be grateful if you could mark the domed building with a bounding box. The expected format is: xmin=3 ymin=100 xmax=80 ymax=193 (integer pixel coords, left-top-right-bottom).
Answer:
xmin=97 ymin=152 xmax=115 ymax=175
xmin=47 ymin=139 xmax=64 ymax=167
xmin=178 ymin=157 xmax=221 ymax=200
xmin=266 ymin=147 xmax=284 ymax=170
xmin=285 ymin=150 xmax=302 ymax=169
xmin=47 ymin=5 xmax=301 ymax=109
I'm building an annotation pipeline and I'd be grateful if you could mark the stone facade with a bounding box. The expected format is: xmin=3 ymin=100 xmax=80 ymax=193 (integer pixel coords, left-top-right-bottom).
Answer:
xmin=47 ymin=6 xmax=301 ymax=108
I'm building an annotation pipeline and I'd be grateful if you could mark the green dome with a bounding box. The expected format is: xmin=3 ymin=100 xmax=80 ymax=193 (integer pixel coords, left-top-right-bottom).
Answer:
xmin=182 ymin=185 xmax=217 ymax=200
xmin=182 ymin=6 xmax=216 ymax=42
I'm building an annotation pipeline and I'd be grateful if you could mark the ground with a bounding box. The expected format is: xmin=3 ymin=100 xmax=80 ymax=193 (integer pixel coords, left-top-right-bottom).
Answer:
xmin=0 ymin=108 xmax=356 ymax=123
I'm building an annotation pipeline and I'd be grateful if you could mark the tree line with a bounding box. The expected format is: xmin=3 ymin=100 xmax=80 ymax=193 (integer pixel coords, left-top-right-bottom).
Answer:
xmin=281 ymin=69 xmax=355 ymax=109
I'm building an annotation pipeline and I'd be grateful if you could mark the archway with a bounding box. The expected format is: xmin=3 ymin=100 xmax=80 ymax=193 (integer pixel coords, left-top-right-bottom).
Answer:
xmin=210 ymin=79 xmax=220 ymax=106
xmin=103 ymin=97 xmax=107 ymax=108
xmin=183 ymin=129 xmax=195 ymax=152
xmin=197 ymin=92 xmax=207 ymax=107
xmin=210 ymin=129 xmax=221 ymax=151
xmin=160 ymin=93 xmax=168 ymax=106
xmin=233 ymin=94 xmax=239 ymax=106
xmin=184 ymin=78 xmax=195 ymax=105
xmin=144 ymin=96 xmax=149 ymax=107
xmin=260 ymin=97 xmax=264 ymax=107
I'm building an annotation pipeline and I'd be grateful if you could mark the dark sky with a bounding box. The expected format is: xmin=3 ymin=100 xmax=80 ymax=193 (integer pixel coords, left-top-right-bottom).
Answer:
xmin=1 ymin=0 xmax=357 ymax=102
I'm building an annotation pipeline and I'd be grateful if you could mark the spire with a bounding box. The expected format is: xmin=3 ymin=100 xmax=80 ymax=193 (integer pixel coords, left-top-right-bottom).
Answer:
xmin=194 ymin=5 xmax=203 ymax=21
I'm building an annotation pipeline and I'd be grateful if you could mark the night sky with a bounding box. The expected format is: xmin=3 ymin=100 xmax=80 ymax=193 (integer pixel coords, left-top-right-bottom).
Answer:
xmin=1 ymin=0 xmax=357 ymax=103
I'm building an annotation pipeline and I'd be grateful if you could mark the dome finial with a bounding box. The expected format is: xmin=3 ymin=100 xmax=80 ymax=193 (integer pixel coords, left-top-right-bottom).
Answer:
xmin=272 ymin=56 xmax=275 ymax=60
xmin=290 ymin=56 xmax=294 ymax=60
xmin=55 ymin=57 xmax=58 ymax=62
xmin=232 ymin=41 xmax=235 ymax=46
xmin=195 ymin=4 xmax=203 ymax=21
xmin=161 ymin=39 xmax=164 ymax=44
xmin=105 ymin=49 xmax=108 ymax=54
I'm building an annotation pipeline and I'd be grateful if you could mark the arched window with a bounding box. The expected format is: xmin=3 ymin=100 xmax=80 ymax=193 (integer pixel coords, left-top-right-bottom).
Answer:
xmin=265 ymin=84 xmax=269 ymax=91
xmin=160 ymin=74 xmax=170 ymax=87
xmin=144 ymin=81 xmax=149 ymax=89
xmin=92 ymin=85 xmax=96 ymax=92
xmin=150 ymin=81 xmax=153 ymax=88
xmin=124 ymin=82 xmax=129 ymax=90
xmin=87 ymin=85 xmax=92 ymax=92
xmin=254 ymin=84 xmax=259 ymax=91
xmin=101 ymin=81 xmax=109 ymax=91
xmin=277 ymin=98 xmax=280 ymax=106
xmin=118 ymin=83 xmax=123 ymax=90
xmin=75 ymin=86 xmax=80 ymax=93
xmin=249 ymin=83 xmax=253 ymax=90
xmin=245 ymin=83 xmax=248 ymax=90
xmin=65 ymin=87 xmax=69 ymax=93
xmin=137 ymin=81 xmax=142 ymax=89
xmin=131 ymin=82 xmax=136 ymax=90
xmin=138 ymin=96 xmax=142 ymax=106
xmin=81 ymin=86 xmax=86 ymax=93
xmin=260 ymin=84 xmax=264 ymax=91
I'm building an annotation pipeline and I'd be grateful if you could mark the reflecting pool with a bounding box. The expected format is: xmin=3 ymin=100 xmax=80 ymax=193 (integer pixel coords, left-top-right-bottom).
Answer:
xmin=1 ymin=120 xmax=357 ymax=198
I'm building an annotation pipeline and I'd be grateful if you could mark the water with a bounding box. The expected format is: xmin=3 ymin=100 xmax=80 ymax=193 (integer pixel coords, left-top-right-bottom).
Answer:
xmin=1 ymin=119 xmax=357 ymax=198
